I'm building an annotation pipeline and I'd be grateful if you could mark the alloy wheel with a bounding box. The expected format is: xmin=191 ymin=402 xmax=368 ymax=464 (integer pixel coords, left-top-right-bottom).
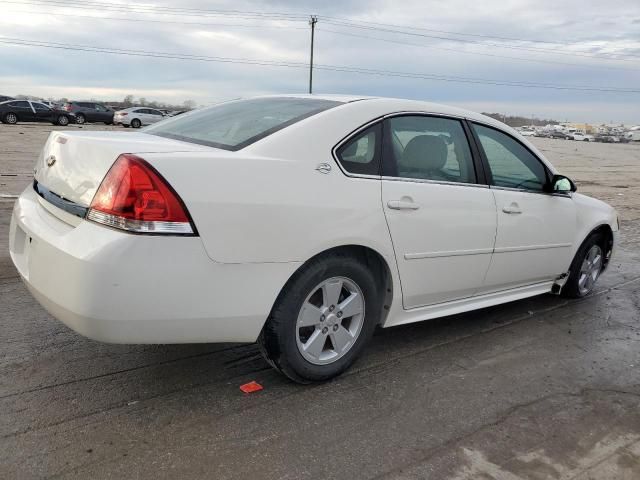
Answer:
xmin=578 ymin=244 xmax=603 ymax=296
xmin=58 ymin=116 xmax=69 ymax=126
xmin=76 ymin=114 xmax=85 ymax=124
xmin=295 ymin=276 xmax=365 ymax=365
xmin=6 ymin=113 xmax=17 ymax=124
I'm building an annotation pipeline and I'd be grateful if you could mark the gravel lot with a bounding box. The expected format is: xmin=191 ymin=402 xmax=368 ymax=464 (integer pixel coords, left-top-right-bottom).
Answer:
xmin=1 ymin=123 xmax=639 ymax=479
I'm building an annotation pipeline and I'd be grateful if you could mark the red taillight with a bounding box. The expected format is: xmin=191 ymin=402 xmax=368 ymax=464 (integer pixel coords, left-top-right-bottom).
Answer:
xmin=120 ymin=112 xmax=128 ymax=116
xmin=64 ymin=105 xmax=71 ymax=111
xmin=87 ymin=154 xmax=195 ymax=235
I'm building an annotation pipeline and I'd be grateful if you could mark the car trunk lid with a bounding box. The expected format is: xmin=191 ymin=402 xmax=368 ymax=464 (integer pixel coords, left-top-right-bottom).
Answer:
xmin=34 ymin=130 xmax=212 ymax=209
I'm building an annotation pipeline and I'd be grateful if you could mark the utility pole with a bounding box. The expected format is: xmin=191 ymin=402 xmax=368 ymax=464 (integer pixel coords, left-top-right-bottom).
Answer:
xmin=309 ymin=15 xmax=318 ymax=94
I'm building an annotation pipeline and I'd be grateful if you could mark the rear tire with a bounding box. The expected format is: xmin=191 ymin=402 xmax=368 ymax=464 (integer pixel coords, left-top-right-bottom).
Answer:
xmin=258 ymin=253 xmax=381 ymax=383
xmin=131 ymin=118 xmax=141 ymax=128
xmin=3 ymin=112 xmax=18 ymax=124
xmin=561 ymin=233 xmax=605 ymax=298
xmin=75 ymin=113 xmax=86 ymax=124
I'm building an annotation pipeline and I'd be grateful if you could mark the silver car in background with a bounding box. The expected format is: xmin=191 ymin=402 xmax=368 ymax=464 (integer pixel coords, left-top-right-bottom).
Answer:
xmin=113 ymin=107 xmax=165 ymax=128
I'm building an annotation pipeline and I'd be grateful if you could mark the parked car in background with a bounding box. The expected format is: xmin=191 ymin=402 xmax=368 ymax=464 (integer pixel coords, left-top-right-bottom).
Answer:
xmin=595 ymin=134 xmax=620 ymax=143
xmin=626 ymin=131 xmax=640 ymax=142
xmin=113 ymin=107 xmax=165 ymax=128
xmin=571 ymin=133 xmax=595 ymax=142
xmin=549 ymin=131 xmax=572 ymax=140
xmin=517 ymin=127 xmax=536 ymax=136
xmin=0 ymin=95 xmax=14 ymax=103
xmin=0 ymin=100 xmax=75 ymax=126
xmin=10 ymin=95 xmax=619 ymax=383
xmin=63 ymin=101 xmax=114 ymax=124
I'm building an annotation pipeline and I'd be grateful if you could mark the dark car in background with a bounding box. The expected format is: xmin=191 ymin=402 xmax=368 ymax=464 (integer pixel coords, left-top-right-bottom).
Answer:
xmin=0 ymin=100 xmax=75 ymax=126
xmin=63 ymin=101 xmax=114 ymax=124
xmin=0 ymin=95 xmax=14 ymax=103
xmin=549 ymin=130 xmax=572 ymax=140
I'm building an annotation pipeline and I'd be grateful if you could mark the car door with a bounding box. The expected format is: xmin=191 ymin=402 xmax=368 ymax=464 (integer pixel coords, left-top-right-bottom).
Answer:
xmin=11 ymin=101 xmax=35 ymax=121
xmin=470 ymin=123 xmax=576 ymax=293
xmin=31 ymin=102 xmax=52 ymax=122
xmin=146 ymin=109 xmax=163 ymax=125
xmin=380 ymin=115 xmax=497 ymax=309
xmin=93 ymin=103 xmax=108 ymax=122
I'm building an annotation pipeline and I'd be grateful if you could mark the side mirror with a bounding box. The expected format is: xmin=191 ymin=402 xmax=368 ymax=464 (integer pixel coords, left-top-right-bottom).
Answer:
xmin=548 ymin=174 xmax=576 ymax=193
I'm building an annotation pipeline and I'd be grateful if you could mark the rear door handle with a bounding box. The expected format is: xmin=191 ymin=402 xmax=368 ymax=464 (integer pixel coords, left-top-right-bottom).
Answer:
xmin=387 ymin=200 xmax=420 ymax=210
xmin=502 ymin=203 xmax=522 ymax=214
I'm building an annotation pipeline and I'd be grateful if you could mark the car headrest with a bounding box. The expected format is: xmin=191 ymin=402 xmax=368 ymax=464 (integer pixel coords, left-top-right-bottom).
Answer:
xmin=401 ymin=135 xmax=448 ymax=171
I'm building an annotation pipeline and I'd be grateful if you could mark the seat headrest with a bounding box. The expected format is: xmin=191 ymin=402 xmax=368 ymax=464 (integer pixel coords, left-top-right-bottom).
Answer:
xmin=401 ymin=135 xmax=448 ymax=171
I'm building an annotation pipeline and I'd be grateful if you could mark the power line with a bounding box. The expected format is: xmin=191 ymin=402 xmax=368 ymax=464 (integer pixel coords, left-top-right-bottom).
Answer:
xmin=10 ymin=0 xmax=638 ymax=63
xmin=317 ymin=27 xmax=640 ymax=71
xmin=2 ymin=37 xmax=638 ymax=94
xmin=321 ymin=15 xmax=596 ymax=47
xmin=4 ymin=0 xmax=309 ymax=21
xmin=4 ymin=8 xmax=309 ymax=30
xmin=320 ymin=19 xmax=640 ymax=62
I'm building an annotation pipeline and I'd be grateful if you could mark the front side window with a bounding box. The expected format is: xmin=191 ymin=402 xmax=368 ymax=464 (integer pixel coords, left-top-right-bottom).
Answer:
xmin=383 ymin=116 xmax=476 ymax=184
xmin=335 ymin=124 xmax=381 ymax=175
xmin=145 ymin=97 xmax=342 ymax=151
xmin=473 ymin=123 xmax=548 ymax=191
xmin=33 ymin=103 xmax=49 ymax=111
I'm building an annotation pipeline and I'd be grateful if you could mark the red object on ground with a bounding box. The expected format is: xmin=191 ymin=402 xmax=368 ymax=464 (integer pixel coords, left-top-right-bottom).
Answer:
xmin=239 ymin=381 xmax=263 ymax=393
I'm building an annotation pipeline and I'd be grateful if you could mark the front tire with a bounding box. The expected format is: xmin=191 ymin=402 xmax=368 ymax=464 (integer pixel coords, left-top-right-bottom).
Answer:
xmin=561 ymin=233 xmax=605 ymax=298
xmin=56 ymin=115 xmax=69 ymax=126
xmin=75 ymin=113 xmax=86 ymax=124
xmin=3 ymin=112 xmax=18 ymax=124
xmin=259 ymin=253 xmax=381 ymax=383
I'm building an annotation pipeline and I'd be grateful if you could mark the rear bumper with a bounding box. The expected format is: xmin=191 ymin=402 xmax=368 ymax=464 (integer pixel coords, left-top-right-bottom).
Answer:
xmin=9 ymin=186 xmax=301 ymax=344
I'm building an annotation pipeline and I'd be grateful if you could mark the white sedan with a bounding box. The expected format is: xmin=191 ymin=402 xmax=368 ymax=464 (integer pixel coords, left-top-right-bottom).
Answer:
xmin=572 ymin=133 xmax=595 ymax=142
xmin=9 ymin=95 xmax=618 ymax=383
xmin=113 ymin=107 xmax=165 ymax=128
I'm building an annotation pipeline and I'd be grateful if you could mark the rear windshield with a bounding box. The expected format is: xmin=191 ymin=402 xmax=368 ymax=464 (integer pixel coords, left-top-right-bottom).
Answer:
xmin=144 ymin=97 xmax=342 ymax=151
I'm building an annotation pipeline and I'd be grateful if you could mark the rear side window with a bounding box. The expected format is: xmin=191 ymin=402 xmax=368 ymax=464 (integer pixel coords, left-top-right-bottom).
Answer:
xmin=145 ymin=97 xmax=342 ymax=151
xmin=335 ymin=124 xmax=381 ymax=176
xmin=383 ymin=115 xmax=476 ymax=184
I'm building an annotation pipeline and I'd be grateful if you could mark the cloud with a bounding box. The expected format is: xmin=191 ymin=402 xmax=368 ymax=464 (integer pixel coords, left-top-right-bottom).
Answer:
xmin=0 ymin=0 xmax=639 ymax=122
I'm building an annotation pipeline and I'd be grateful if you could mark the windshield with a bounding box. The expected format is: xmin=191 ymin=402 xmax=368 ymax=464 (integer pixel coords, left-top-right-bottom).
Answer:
xmin=145 ymin=97 xmax=343 ymax=151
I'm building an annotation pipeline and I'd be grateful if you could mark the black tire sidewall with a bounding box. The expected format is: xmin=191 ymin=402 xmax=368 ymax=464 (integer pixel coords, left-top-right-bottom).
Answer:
xmin=264 ymin=255 xmax=381 ymax=383
xmin=562 ymin=233 xmax=604 ymax=298
xmin=57 ymin=115 xmax=69 ymax=126
xmin=4 ymin=113 xmax=17 ymax=124
xmin=131 ymin=119 xmax=141 ymax=128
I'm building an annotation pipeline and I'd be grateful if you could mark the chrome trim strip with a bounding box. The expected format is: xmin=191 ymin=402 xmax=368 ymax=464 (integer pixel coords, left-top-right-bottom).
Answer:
xmin=493 ymin=243 xmax=572 ymax=254
xmin=404 ymin=243 xmax=571 ymax=260
xmin=33 ymin=181 xmax=88 ymax=218
xmin=381 ymin=176 xmax=489 ymax=189
xmin=490 ymin=185 xmax=572 ymax=197
xmin=405 ymin=248 xmax=493 ymax=260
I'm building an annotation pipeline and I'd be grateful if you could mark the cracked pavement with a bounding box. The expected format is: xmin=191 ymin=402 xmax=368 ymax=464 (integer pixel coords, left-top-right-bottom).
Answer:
xmin=1 ymin=125 xmax=639 ymax=479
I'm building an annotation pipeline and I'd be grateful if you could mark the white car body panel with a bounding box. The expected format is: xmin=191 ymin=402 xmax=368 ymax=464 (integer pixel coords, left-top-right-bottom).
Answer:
xmin=9 ymin=95 xmax=619 ymax=344
xmin=479 ymin=189 xmax=576 ymax=293
xmin=381 ymin=180 xmax=496 ymax=308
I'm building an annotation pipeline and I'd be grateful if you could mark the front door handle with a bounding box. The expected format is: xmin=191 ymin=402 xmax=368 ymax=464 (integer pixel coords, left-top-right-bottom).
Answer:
xmin=387 ymin=200 xmax=420 ymax=210
xmin=502 ymin=202 xmax=522 ymax=214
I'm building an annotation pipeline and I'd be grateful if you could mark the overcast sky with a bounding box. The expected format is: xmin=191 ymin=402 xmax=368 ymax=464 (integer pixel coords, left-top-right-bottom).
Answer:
xmin=1 ymin=0 xmax=639 ymax=123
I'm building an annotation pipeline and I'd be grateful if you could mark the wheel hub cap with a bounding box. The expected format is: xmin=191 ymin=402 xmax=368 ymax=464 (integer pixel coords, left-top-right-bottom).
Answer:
xmin=577 ymin=245 xmax=603 ymax=295
xmin=295 ymin=276 xmax=365 ymax=365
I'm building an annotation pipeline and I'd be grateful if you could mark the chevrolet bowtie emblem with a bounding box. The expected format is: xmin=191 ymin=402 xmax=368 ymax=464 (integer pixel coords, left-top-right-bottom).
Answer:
xmin=46 ymin=155 xmax=56 ymax=167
